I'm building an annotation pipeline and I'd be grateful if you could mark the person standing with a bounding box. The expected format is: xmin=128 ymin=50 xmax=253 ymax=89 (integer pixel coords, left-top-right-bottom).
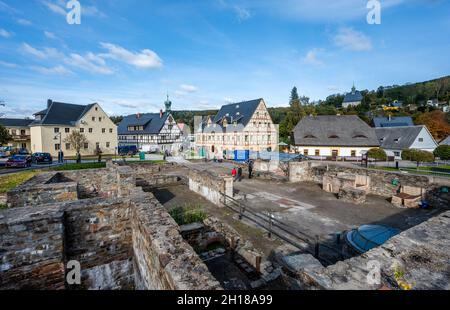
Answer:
xmin=60 ymin=150 xmax=64 ymax=163
xmin=248 ymin=160 xmax=253 ymax=179
xmin=232 ymin=167 xmax=237 ymax=180
xmin=237 ymin=167 xmax=243 ymax=182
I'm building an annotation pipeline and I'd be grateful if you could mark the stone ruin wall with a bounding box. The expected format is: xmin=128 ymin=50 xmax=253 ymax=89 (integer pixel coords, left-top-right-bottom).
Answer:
xmin=288 ymin=161 xmax=450 ymax=207
xmin=283 ymin=211 xmax=450 ymax=290
xmin=188 ymin=168 xmax=233 ymax=205
xmin=0 ymin=163 xmax=221 ymax=290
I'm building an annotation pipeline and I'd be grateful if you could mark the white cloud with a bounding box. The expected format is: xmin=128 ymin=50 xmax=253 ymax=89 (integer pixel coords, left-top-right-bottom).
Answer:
xmin=180 ymin=84 xmax=199 ymax=93
xmin=42 ymin=0 xmax=106 ymax=18
xmin=21 ymin=43 xmax=47 ymax=58
xmin=113 ymin=100 xmax=139 ymax=109
xmin=100 ymin=42 xmax=163 ymax=69
xmin=68 ymin=53 xmax=114 ymax=75
xmin=31 ymin=65 xmax=72 ymax=76
xmin=218 ymin=0 xmax=252 ymax=21
xmin=83 ymin=5 xmax=107 ymax=18
xmin=17 ymin=18 xmax=32 ymax=26
xmin=20 ymin=43 xmax=113 ymax=75
xmin=0 ymin=0 xmax=20 ymax=14
xmin=333 ymin=27 xmax=373 ymax=51
xmin=0 ymin=28 xmax=12 ymax=38
xmin=229 ymin=0 xmax=405 ymax=22
xmin=234 ymin=6 xmax=251 ymax=21
xmin=0 ymin=60 xmax=18 ymax=68
xmin=20 ymin=43 xmax=64 ymax=59
xmin=303 ymin=48 xmax=324 ymax=66
xmin=41 ymin=0 xmax=66 ymax=16
xmin=44 ymin=31 xmax=57 ymax=39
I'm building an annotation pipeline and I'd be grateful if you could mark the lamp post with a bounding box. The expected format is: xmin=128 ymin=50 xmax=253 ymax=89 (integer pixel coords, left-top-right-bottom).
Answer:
xmin=54 ymin=133 xmax=62 ymax=163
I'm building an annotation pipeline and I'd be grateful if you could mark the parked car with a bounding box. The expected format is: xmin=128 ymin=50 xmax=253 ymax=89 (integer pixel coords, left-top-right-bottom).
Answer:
xmin=0 ymin=151 xmax=9 ymax=166
xmin=118 ymin=145 xmax=138 ymax=156
xmin=32 ymin=152 xmax=53 ymax=164
xmin=18 ymin=148 xmax=30 ymax=155
xmin=5 ymin=154 xmax=32 ymax=168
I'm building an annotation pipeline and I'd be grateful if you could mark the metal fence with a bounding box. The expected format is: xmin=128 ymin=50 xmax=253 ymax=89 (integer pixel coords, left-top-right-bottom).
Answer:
xmin=220 ymin=192 xmax=350 ymax=265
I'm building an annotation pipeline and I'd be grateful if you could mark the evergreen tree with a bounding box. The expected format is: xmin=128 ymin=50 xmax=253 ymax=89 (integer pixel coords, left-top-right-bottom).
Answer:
xmin=0 ymin=125 xmax=11 ymax=146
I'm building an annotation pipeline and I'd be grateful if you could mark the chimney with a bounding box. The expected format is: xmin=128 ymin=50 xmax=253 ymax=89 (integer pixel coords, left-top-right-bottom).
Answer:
xmin=160 ymin=109 xmax=163 ymax=118
xmin=47 ymin=99 xmax=53 ymax=108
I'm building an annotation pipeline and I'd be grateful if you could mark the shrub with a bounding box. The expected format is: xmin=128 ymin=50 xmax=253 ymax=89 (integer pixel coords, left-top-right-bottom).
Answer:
xmin=401 ymin=149 xmax=435 ymax=166
xmin=434 ymin=145 xmax=450 ymax=160
xmin=367 ymin=148 xmax=387 ymax=161
xmin=169 ymin=205 xmax=207 ymax=226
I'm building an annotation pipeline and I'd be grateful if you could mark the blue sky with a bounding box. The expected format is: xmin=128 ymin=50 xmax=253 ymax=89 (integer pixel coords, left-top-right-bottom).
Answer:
xmin=0 ymin=0 xmax=449 ymax=117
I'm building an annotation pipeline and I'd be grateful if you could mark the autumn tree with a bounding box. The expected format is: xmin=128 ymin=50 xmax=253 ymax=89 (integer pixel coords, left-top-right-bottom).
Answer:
xmin=64 ymin=130 xmax=88 ymax=163
xmin=415 ymin=110 xmax=450 ymax=141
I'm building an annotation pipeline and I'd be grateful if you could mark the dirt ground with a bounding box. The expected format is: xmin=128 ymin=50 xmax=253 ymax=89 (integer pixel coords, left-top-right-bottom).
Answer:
xmin=150 ymin=162 xmax=445 ymax=261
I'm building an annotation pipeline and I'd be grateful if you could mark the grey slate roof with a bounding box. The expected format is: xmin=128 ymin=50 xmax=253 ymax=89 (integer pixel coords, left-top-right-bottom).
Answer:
xmin=373 ymin=116 xmax=414 ymax=128
xmin=439 ymin=136 xmax=450 ymax=146
xmin=118 ymin=113 xmax=169 ymax=135
xmin=0 ymin=118 xmax=34 ymax=127
xmin=31 ymin=101 xmax=95 ymax=126
xmin=375 ymin=126 xmax=423 ymax=150
xmin=213 ymin=99 xmax=262 ymax=127
xmin=343 ymin=89 xmax=363 ymax=103
xmin=293 ymin=115 xmax=379 ymax=147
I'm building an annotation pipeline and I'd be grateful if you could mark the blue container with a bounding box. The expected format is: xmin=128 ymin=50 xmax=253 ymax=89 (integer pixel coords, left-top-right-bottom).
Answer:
xmin=234 ymin=150 xmax=249 ymax=162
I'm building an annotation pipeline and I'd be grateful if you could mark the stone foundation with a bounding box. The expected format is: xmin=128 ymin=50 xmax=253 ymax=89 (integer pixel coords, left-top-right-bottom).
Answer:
xmin=282 ymin=211 xmax=450 ymax=290
xmin=188 ymin=168 xmax=233 ymax=205
xmin=0 ymin=163 xmax=221 ymax=290
xmin=338 ymin=187 xmax=367 ymax=204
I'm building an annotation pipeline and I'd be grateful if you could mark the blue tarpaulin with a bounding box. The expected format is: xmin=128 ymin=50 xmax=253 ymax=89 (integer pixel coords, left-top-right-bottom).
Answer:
xmin=346 ymin=225 xmax=400 ymax=253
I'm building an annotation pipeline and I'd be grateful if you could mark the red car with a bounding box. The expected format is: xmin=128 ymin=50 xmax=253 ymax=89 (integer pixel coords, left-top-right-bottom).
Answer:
xmin=5 ymin=155 xmax=32 ymax=168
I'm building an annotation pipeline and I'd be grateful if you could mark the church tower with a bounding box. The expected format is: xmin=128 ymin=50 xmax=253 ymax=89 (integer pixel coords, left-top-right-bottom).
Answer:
xmin=164 ymin=94 xmax=172 ymax=113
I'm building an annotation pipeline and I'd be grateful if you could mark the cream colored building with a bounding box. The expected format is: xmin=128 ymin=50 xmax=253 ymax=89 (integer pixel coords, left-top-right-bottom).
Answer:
xmin=30 ymin=100 xmax=117 ymax=157
xmin=0 ymin=118 xmax=33 ymax=151
xmin=293 ymin=115 xmax=380 ymax=159
xmin=195 ymin=98 xmax=278 ymax=159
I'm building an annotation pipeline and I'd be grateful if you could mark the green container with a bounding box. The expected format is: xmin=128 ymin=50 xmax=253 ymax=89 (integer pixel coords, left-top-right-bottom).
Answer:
xmin=139 ymin=152 xmax=145 ymax=161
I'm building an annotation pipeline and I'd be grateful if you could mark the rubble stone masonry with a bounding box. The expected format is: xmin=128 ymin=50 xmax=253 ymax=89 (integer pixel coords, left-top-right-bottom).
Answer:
xmin=0 ymin=163 xmax=221 ymax=290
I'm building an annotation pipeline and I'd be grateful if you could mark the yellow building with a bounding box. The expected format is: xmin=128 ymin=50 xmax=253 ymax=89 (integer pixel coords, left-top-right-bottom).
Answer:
xmin=30 ymin=100 xmax=118 ymax=157
xmin=195 ymin=98 xmax=278 ymax=159
xmin=0 ymin=118 xmax=33 ymax=151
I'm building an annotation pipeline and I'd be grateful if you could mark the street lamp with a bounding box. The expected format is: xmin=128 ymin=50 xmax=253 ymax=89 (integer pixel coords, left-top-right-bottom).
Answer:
xmin=54 ymin=133 xmax=62 ymax=163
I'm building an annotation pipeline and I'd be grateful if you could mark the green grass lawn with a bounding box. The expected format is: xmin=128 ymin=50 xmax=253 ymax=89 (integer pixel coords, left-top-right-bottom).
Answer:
xmin=51 ymin=162 xmax=106 ymax=171
xmin=126 ymin=160 xmax=166 ymax=165
xmin=370 ymin=165 xmax=450 ymax=178
xmin=0 ymin=170 xmax=39 ymax=194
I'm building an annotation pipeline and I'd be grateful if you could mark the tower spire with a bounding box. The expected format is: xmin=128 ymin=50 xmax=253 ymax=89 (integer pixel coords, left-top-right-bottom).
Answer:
xmin=164 ymin=93 xmax=172 ymax=113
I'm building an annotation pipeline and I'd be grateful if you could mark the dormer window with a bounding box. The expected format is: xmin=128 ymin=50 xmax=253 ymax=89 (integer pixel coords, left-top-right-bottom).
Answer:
xmin=328 ymin=135 xmax=339 ymax=139
xmin=304 ymin=135 xmax=317 ymax=139
xmin=353 ymin=135 xmax=368 ymax=139
xmin=394 ymin=138 xmax=401 ymax=143
xmin=236 ymin=105 xmax=239 ymax=109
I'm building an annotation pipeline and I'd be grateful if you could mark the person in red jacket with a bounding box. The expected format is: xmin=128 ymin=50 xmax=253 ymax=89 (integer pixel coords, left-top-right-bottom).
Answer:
xmin=232 ymin=167 xmax=237 ymax=180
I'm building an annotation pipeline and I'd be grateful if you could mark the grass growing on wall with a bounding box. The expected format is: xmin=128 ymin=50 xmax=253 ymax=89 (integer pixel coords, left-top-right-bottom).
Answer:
xmin=0 ymin=171 xmax=39 ymax=194
xmin=169 ymin=204 xmax=207 ymax=226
